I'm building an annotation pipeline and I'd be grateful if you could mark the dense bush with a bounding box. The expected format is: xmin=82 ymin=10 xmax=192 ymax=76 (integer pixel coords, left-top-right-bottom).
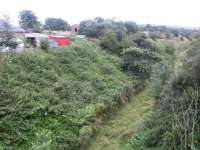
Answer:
xmin=40 ymin=39 xmax=49 ymax=51
xmin=121 ymin=47 xmax=160 ymax=80
xmin=100 ymin=29 xmax=132 ymax=55
xmin=100 ymin=30 xmax=122 ymax=55
xmin=0 ymin=40 xmax=134 ymax=149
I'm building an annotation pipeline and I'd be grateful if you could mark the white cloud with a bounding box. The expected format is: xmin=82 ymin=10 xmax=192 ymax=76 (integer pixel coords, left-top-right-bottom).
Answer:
xmin=0 ymin=0 xmax=200 ymax=27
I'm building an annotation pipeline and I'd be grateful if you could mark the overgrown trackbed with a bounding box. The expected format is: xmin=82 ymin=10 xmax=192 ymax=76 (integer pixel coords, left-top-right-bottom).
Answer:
xmin=87 ymin=88 xmax=154 ymax=150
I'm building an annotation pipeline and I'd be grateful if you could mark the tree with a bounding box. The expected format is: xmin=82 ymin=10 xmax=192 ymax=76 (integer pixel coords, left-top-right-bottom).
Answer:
xmin=44 ymin=18 xmax=70 ymax=31
xmin=121 ymin=47 xmax=160 ymax=79
xmin=94 ymin=17 xmax=104 ymax=23
xmin=149 ymin=31 xmax=162 ymax=40
xmin=79 ymin=20 xmax=93 ymax=36
xmin=100 ymin=30 xmax=121 ymax=55
xmin=124 ymin=21 xmax=138 ymax=34
xmin=128 ymin=32 xmax=155 ymax=50
xmin=79 ymin=19 xmax=105 ymax=37
xmin=19 ymin=10 xmax=41 ymax=32
xmin=0 ymin=15 xmax=18 ymax=55
xmin=171 ymin=29 xmax=179 ymax=37
xmin=79 ymin=18 xmax=128 ymax=38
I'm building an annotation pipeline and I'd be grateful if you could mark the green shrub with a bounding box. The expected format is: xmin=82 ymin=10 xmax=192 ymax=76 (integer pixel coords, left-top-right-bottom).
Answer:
xmin=31 ymin=129 xmax=54 ymax=150
xmin=40 ymin=39 xmax=49 ymax=51
xmin=100 ymin=30 xmax=122 ymax=55
xmin=121 ymin=47 xmax=160 ymax=79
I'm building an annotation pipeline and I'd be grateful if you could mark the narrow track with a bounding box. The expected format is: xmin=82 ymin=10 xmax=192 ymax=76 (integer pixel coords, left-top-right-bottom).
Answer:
xmin=87 ymin=88 xmax=154 ymax=150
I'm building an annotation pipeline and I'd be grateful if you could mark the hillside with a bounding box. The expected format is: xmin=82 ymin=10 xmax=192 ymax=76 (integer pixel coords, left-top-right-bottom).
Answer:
xmin=0 ymin=40 xmax=134 ymax=149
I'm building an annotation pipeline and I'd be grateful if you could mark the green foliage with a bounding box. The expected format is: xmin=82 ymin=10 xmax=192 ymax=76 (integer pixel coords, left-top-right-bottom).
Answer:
xmin=19 ymin=10 xmax=41 ymax=32
xmin=40 ymin=39 xmax=49 ymax=51
xmin=100 ymin=29 xmax=133 ymax=55
xmin=78 ymin=18 xmax=138 ymax=38
xmin=126 ymin=39 xmax=190 ymax=150
xmin=165 ymin=43 xmax=176 ymax=55
xmin=149 ymin=31 xmax=162 ymax=40
xmin=124 ymin=21 xmax=138 ymax=34
xmin=141 ymin=25 xmax=200 ymax=40
xmin=79 ymin=19 xmax=105 ymax=37
xmin=0 ymin=16 xmax=18 ymax=49
xmin=100 ymin=30 xmax=122 ymax=55
xmin=88 ymin=88 xmax=154 ymax=150
xmin=30 ymin=129 xmax=54 ymax=150
xmin=0 ymin=40 xmax=133 ymax=149
xmin=44 ymin=18 xmax=70 ymax=31
xmin=121 ymin=47 xmax=160 ymax=79
xmin=150 ymin=40 xmax=177 ymax=98
xmin=127 ymin=32 xmax=158 ymax=51
xmin=133 ymin=38 xmax=200 ymax=150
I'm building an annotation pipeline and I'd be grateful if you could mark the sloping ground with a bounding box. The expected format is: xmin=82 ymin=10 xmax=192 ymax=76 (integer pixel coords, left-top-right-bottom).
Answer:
xmin=87 ymin=88 xmax=154 ymax=150
xmin=0 ymin=40 xmax=134 ymax=149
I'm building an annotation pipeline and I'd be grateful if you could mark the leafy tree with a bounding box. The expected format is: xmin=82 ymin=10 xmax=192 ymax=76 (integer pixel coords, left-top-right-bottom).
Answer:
xmin=127 ymin=32 xmax=158 ymax=51
xmin=32 ymin=22 xmax=43 ymax=33
xmin=100 ymin=30 xmax=121 ymax=55
xmin=79 ymin=18 xmax=127 ymax=38
xmin=121 ymin=47 xmax=160 ymax=79
xmin=44 ymin=18 xmax=70 ymax=31
xmin=124 ymin=21 xmax=138 ymax=34
xmin=149 ymin=31 xmax=162 ymax=40
xmin=94 ymin=17 xmax=104 ymax=23
xmin=79 ymin=20 xmax=95 ymax=36
xmin=79 ymin=19 xmax=106 ymax=37
xmin=19 ymin=10 xmax=41 ymax=32
xmin=0 ymin=16 xmax=18 ymax=52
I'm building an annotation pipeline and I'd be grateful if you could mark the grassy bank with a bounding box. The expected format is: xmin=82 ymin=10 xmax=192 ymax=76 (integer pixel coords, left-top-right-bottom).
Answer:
xmin=0 ymin=40 xmax=135 ymax=149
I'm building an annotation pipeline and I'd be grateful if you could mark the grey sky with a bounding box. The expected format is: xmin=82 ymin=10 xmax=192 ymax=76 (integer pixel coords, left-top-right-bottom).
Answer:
xmin=0 ymin=0 xmax=199 ymax=27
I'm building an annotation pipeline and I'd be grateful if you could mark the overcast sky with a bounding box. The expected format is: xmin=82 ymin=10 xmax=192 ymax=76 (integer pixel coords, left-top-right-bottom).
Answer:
xmin=0 ymin=0 xmax=199 ymax=27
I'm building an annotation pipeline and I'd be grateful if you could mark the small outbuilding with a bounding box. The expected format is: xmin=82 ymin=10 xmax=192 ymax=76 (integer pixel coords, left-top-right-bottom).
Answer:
xmin=25 ymin=33 xmax=48 ymax=47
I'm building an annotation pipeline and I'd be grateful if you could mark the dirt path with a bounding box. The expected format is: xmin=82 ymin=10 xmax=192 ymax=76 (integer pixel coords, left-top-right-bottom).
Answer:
xmin=87 ymin=88 xmax=154 ymax=150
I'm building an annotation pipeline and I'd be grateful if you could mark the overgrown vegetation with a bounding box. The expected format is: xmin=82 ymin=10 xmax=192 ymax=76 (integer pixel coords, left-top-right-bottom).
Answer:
xmin=121 ymin=47 xmax=160 ymax=80
xmin=1 ymin=12 xmax=200 ymax=149
xmin=127 ymin=36 xmax=200 ymax=150
xmin=0 ymin=40 xmax=135 ymax=149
